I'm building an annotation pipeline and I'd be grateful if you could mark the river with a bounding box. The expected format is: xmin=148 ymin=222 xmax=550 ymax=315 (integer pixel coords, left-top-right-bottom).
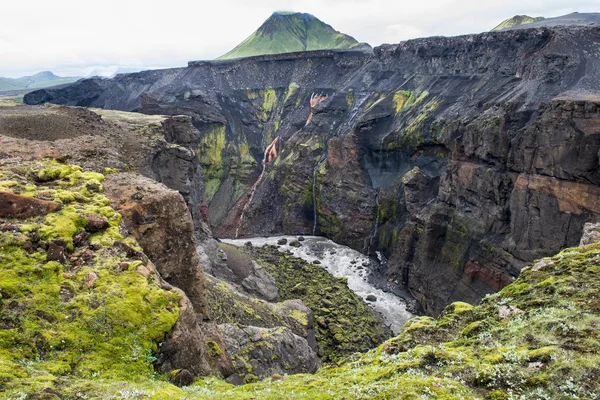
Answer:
xmin=221 ymin=235 xmax=414 ymax=334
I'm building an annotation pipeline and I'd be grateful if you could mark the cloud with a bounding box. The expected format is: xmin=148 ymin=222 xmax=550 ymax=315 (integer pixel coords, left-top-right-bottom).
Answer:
xmin=0 ymin=0 xmax=598 ymax=77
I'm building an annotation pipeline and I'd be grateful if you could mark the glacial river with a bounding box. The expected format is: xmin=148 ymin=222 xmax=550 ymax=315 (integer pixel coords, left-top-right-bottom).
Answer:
xmin=221 ymin=236 xmax=414 ymax=334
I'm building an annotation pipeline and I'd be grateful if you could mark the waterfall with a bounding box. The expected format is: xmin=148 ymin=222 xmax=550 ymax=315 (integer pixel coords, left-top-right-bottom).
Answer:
xmin=364 ymin=191 xmax=381 ymax=254
xmin=312 ymin=153 xmax=328 ymax=235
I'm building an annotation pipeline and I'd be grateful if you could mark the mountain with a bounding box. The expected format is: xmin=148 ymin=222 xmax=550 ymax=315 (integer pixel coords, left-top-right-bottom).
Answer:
xmin=493 ymin=12 xmax=600 ymax=31
xmin=0 ymin=71 xmax=80 ymax=93
xmin=217 ymin=12 xmax=368 ymax=60
xmin=491 ymin=15 xmax=545 ymax=31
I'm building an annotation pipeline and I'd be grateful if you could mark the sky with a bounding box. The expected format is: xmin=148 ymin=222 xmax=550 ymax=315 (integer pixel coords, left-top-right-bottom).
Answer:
xmin=0 ymin=0 xmax=598 ymax=78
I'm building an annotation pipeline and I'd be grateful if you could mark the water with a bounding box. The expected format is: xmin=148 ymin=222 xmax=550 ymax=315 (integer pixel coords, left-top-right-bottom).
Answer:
xmin=364 ymin=191 xmax=380 ymax=254
xmin=221 ymin=235 xmax=414 ymax=334
xmin=312 ymin=155 xmax=328 ymax=235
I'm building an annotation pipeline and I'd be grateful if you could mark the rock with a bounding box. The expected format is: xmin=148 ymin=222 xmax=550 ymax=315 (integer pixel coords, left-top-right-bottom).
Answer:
xmin=136 ymin=264 xmax=151 ymax=279
xmin=365 ymin=295 xmax=377 ymax=302
xmin=272 ymin=373 xmax=284 ymax=380
xmin=0 ymin=191 xmax=62 ymax=219
xmin=83 ymin=272 xmax=98 ymax=289
xmin=289 ymin=240 xmax=301 ymax=247
xmin=580 ymin=222 xmax=600 ymax=246
xmin=312 ymin=260 xmax=321 ymax=265
xmin=23 ymin=25 xmax=600 ymax=319
xmin=297 ymin=236 xmax=305 ymax=242
xmin=118 ymin=262 xmax=130 ymax=271
xmin=531 ymin=259 xmax=554 ymax=271
xmin=46 ymin=241 xmax=66 ymax=263
xmin=72 ymin=231 xmax=89 ymax=247
xmin=277 ymin=238 xmax=288 ymax=245
xmin=219 ymin=323 xmax=320 ymax=384
xmin=155 ymin=288 xmax=233 ymax=379
xmin=103 ymin=173 xmax=208 ymax=317
xmin=169 ymin=369 xmax=195 ymax=387
xmin=498 ymin=305 xmax=523 ymax=319
xmin=84 ymin=214 xmax=110 ymax=232
xmin=241 ymin=262 xmax=279 ymax=302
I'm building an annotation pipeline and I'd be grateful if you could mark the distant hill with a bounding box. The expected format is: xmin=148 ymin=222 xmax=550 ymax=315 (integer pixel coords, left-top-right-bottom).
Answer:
xmin=218 ymin=12 xmax=368 ymax=60
xmin=0 ymin=71 xmax=80 ymax=93
xmin=493 ymin=12 xmax=600 ymax=31
xmin=492 ymin=15 xmax=545 ymax=31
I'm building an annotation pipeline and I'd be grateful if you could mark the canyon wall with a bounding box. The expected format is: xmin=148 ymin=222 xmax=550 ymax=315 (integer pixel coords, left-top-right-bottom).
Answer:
xmin=26 ymin=25 xmax=600 ymax=314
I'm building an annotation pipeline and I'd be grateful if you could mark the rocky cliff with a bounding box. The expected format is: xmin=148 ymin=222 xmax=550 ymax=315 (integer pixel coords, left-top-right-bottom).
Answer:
xmin=25 ymin=24 xmax=600 ymax=316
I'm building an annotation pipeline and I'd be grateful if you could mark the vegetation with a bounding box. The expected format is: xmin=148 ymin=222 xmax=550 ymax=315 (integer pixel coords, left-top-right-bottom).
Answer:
xmin=0 ymin=160 xmax=180 ymax=399
xmin=491 ymin=15 xmax=545 ymax=31
xmin=252 ymin=245 xmax=388 ymax=362
xmin=2 ymin=160 xmax=600 ymax=399
xmin=218 ymin=12 xmax=362 ymax=60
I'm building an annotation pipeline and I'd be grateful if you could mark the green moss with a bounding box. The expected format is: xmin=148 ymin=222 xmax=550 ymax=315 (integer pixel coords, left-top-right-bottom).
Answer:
xmin=527 ymin=346 xmax=559 ymax=362
xmin=253 ymin=246 xmax=387 ymax=362
xmin=4 ymin=160 xmax=600 ymax=399
xmin=0 ymin=160 xmax=180 ymax=395
xmin=392 ymin=90 xmax=415 ymax=114
xmin=288 ymin=309 xmax=309 ymax=327
xmin=283 ymin=82 xmax=300 ymax=104
xmin=345 ymin=90 xmax=354 ymax=109
xmin=206 ymin=341 xmax=222 ymax=357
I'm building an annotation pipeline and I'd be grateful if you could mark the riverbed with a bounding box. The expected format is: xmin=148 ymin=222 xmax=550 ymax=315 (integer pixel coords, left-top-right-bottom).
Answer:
xmin=221 ymin=235 xmax=414 ymax=334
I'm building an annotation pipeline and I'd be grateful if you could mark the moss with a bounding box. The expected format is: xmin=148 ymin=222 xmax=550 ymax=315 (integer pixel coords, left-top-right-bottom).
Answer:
xmin=288 ymin=309 xmax=309 ymax=327
xmin=283 ymin=82 xmax=300 ymax=104
xmin=0 ymin=159 xmax=180 ymax=395
xmin=345 ymin=90 xmax=354 ymax=109
xmin=4 ymin=161 xmax=600 ymax=398
xmin=252 ymin=246 xmax=387 ymax=362
xmin=392 ymin=90 xmax=415 ymax=114
xmin=206 ymin=341 xmax=222 ymax=357
xmin=461 ymin=320 xmax=485 ymax=337
xmin=527 ymin=346 xmax=559 ymax=362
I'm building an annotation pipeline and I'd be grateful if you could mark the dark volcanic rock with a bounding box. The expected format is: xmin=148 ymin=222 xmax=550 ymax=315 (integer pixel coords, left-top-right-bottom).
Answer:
xmin=23 ymin=25 xmax=600 ymax=315
xmin=84 ymin=214 xmax=110 ymax=232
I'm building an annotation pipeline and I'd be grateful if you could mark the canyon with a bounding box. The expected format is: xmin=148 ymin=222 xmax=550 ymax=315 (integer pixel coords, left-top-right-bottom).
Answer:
xmin=26 ymin=23 xmax=600 ymax=315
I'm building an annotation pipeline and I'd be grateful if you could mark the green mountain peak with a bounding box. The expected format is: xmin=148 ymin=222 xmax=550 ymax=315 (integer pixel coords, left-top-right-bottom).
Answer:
xmin=217 ymin=12 xmax=367 ymax=60
xmin=492 ymin=15 xmax=546 ymax=31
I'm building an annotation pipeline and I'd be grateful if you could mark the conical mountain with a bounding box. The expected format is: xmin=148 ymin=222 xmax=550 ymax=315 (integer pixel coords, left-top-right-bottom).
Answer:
xmin=491 ymin=15 xmax=545 ymax=31
xmin=218 ymin=12 xmax=367 ymax=60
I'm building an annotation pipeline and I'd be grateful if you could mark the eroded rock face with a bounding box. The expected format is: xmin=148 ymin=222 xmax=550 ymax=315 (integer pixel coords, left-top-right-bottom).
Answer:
xmin=103 ymin=173 xmax=208 ymax=316
xmin=154 ymin=288 xmax=232 ymax=379
xmin=219 ymin=323 xmax=320 ymax=385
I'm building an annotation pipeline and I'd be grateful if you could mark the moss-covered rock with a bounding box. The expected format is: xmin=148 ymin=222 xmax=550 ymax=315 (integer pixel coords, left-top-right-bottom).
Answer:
xmin=0 ymin=159 xmax=180 ymax=396
xmin=250 ymin=246 xmax=388 ymax=362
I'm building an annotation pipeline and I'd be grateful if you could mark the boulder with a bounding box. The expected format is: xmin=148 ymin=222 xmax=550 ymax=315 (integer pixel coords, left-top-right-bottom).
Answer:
xmin=0 ymin=191 xmax=62 ymax=219
xmin=219 ymin=323 xmax=320 ymax=384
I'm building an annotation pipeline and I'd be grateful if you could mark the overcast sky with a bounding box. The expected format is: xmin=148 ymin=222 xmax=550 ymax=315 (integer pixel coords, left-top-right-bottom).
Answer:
xmin=0 ymin=0 xmax=598 ymax=77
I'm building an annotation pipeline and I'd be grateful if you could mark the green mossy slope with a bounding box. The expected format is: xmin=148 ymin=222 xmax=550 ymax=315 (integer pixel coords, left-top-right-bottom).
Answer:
xmin=0 ymin=160 xmax=180 ymax=398
xmin=252 ymin=245 xmax=388 ymax=362
xmin=218 ymin=12 xmax=361 ymax=60
xmin=491 ymin=15 xmax=545 ymax=31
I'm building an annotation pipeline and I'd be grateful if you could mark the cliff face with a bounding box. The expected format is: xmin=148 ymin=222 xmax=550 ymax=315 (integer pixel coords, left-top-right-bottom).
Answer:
xmin=25 ymin=24 xmax=600 ymax=314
